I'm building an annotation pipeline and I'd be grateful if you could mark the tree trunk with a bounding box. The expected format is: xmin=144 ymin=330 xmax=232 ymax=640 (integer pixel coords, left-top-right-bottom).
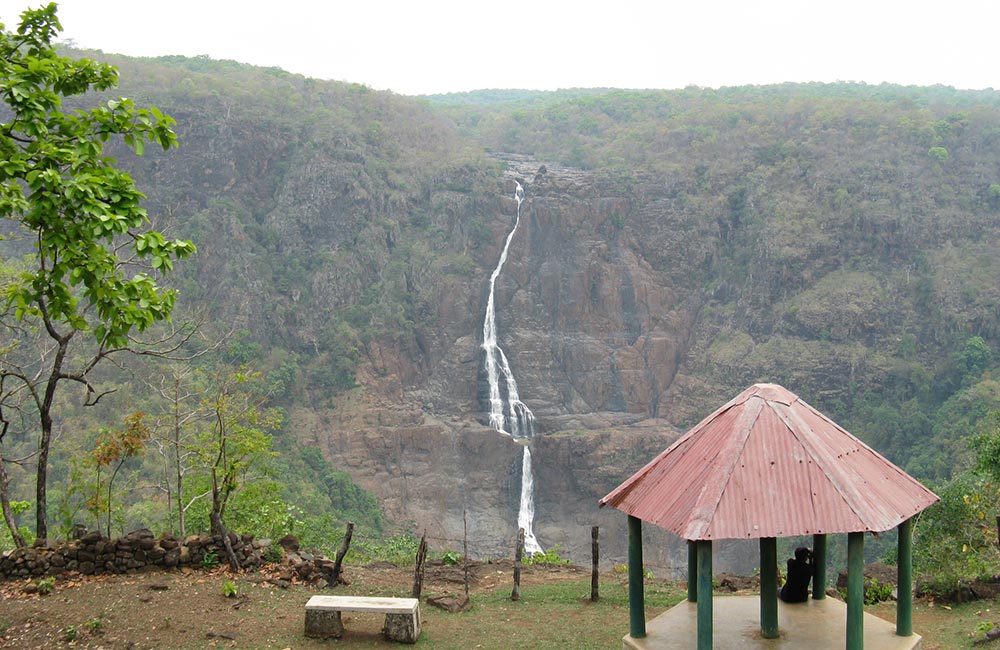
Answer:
xmin=210 ymin=509 xmax=240 ymax=571
xmin=208 ymin=471 xmax=239 ymax=570
xmin=463 ymin=509 xmax=469 ymax=599
xmin=330 ymin=521 xmax=354 ymax=585
xmin=174 ymin=375 xmax=186 ymax=537
xmin=0 ymin=456 xmax=26 ymax=548
xmin=412 ymin=532 xmax=427 ymax=598
xmin=35 ymin=334 xmax=71 ymax=543
xmin=512 ymin=527 xmax=524 ymax=601
xmin=35 ymin=413 xmax=51 ymax=541
xmin=591 ymin=525 xmax=600 ymax=602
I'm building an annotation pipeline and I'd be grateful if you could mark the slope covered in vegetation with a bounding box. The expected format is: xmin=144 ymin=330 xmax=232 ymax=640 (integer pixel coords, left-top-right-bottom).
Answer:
xmin=3 ymin=45 xmax=999 ymax=575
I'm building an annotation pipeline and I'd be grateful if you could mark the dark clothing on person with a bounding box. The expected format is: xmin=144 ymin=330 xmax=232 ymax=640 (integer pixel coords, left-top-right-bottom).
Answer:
xmin=779 ymin=547 xmax=813 ymax=603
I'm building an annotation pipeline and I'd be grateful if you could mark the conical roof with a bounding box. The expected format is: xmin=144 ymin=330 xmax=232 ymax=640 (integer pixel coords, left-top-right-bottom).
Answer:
xmin=600 ymin=383 xmax=938 ymax=540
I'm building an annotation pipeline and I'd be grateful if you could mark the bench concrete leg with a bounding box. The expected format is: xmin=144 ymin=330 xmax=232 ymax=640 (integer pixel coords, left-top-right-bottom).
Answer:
xmin=383 ymin=612 xmax=419 ymax=644
xmin=305 ymin=608 xmax=344 ymax=639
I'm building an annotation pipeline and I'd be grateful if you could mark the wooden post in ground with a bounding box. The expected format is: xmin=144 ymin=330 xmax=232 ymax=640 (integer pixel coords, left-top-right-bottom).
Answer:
xmin=411 ymin=532 xmax=427 ymax=599
xmin=462 ymin=509 xmax=470 ymax=600
xmin=511 ymin=527 xmax=524 ymax=601
xmin=591 ymin=525 xmax=599 ymax=602
xmin=330 ymin=521 xmax=354 ymax=585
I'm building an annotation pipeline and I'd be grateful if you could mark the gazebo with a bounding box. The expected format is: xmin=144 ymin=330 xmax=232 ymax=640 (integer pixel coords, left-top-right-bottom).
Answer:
xmin=599 ymin=383 xmax=939 ymax=650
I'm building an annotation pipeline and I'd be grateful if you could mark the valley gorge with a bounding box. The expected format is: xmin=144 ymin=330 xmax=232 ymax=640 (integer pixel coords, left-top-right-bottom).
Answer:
xmin=7 ymin=53 xmax=1000 ymax=573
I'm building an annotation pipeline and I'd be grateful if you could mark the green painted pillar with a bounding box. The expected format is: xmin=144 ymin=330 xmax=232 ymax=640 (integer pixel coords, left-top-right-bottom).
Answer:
xmin=627 ymin=515 xmax=646 ymax=639
xmin=897 ymin=518 xmax=913 ymax=636
xmin=847 ymin=532 xmax=865 ymax=650
xmin=813 ymin=533 xmax=827 ymax=599
xmin=760 ymin=537 xmax=779 ymax=638
xmin=688 ymin=540 xmax=698 ymax=602
xmin=697 ymin=540 xmax=713 ymax=650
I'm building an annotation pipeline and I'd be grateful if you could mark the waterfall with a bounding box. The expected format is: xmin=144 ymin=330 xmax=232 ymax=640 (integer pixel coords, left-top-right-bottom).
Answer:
xmin=518 ymin=446 xmax=544 ymax=555
xmin=481 ymin=180 xmax=543 ymax=554
xmin=482 ymin=181 xmax=535 ymax=438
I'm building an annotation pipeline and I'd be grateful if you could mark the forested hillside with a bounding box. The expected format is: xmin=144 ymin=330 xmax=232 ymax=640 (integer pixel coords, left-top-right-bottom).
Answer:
xmin=3 ymin=44 xmax=999 ymax=569
xmin=436 ymin=83 xmax=1000 ymax=478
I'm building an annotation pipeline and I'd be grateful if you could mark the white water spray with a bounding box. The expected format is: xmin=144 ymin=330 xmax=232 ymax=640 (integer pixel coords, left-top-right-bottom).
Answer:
xmin=482 ymin=182 xmax=535 ymax=438
xmin=517 ymin=446 xmax=544 ymax=554
xmin=482 ymin=180 xmax=543 ymax=555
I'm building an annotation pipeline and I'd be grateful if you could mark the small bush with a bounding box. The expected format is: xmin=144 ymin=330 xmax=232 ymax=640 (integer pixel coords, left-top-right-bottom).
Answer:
xmin=62 ymin=626 xmax=77 ymax=642
xmin=348 ymin=534 xmax=420 ymax=566
xmin=221 ymin=580 xmax=238 ymax=598
xmin=84 ymin=618 xmax=104 ymax=633
xmin=36 ymin=577 xmax=55 ymax=596
xmin=201 ymin=551 xmax=219 ymax=569
xmin=441 ymin=550 xmax=462 ymax=566
xmin=864 ymin=578 xmax=894 ymax=605
xmin=525 ymin=544 xmax=570 ymax=566
xmin=915 ymin=574 xmax=961 ymax=599
xmin=611 ymin=562 xmax=653 ymax=579
xmin=976 ymin=621 xmax=996 ymax=641
xmin=838 ymin=578 xmax=896 ymax=604
xmin=263 ymin=544 xmax=284 ymax=564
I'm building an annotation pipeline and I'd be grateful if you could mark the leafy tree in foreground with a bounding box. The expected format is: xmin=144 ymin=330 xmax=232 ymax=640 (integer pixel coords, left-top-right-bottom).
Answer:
xmin=0 ymin=4 xmax=195 ymax=541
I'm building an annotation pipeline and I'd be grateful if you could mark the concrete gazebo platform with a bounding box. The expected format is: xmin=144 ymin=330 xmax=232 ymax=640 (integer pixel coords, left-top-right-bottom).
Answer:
xmin=624 ymin=596 xmax=922 ymax=650
xmin=600 ymin=383 xmax=939 ymax=650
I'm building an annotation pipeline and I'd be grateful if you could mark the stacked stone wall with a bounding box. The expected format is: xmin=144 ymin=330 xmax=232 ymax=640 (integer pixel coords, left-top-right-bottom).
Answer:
xmin=0 ymin=528 xmax=269 ymax=580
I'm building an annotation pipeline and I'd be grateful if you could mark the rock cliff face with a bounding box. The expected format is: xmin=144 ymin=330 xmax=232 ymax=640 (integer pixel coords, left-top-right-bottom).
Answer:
xmin=93 ymin=64 xmax=1000 ymax=571
xmin=419 ymin=156 xmax=706 ymax=430
xmin=314 ymin=397 xmax=686 ymax=567
xmin=311 ymin=157 xmax=739 ymax=571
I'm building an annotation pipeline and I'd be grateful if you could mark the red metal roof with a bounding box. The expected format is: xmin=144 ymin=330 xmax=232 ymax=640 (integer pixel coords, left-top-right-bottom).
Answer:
xmin=599 ymin=383 xmax=939 ymax=540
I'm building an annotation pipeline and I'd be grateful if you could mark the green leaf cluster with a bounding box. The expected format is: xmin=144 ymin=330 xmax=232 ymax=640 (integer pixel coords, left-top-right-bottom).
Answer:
xmin=1 ymin=3 xmax=194 ymax=349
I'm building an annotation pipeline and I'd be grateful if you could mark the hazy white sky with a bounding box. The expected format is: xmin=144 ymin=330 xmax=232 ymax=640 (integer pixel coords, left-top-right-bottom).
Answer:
xmin=2 ymin=0 xmax=997 ymax=95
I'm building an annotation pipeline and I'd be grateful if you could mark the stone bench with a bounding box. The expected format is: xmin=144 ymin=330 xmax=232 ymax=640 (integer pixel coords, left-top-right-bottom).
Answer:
xmin=304 ymin=595 xmax=421 ymax=644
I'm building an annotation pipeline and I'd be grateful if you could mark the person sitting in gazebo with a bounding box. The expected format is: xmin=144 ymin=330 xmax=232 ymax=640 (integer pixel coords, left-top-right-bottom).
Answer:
xmin=779 ymin=547 xmax=814 ymax=603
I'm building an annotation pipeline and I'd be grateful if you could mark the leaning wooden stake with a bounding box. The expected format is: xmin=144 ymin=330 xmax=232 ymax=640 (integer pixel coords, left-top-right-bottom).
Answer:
xmin=591 ymin=525 xmax=600 ymax=602
xmin=330 ymin=521 xmax=354 ymax=585
xmin=462 ymin=509 xmax=470 ymax=599
xmin=511 ymin=527 xmax=525 ymax=601
xmin=412 ymin=531 xmax=428 ymax=598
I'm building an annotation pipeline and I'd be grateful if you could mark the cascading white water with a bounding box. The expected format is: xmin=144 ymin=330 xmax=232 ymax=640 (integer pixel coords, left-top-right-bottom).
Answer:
xmin=482 ymin=180 xmax=543 ymax=555
xmin=482 ymin=181 xmax=535 ymax=438
xmin=517 ymin=446 xmax=544 ymax=554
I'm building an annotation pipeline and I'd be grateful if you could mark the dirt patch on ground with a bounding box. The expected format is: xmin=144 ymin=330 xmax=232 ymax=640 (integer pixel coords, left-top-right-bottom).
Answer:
xmin=0 ymin=560 xmax=589 ymax=649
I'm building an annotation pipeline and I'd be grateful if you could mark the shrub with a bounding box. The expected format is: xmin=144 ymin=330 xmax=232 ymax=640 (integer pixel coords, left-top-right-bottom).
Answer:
xmin=864 ymin=578 xmax=894 ymax=605
xmin=263 ymin=544 xmax=284 ymax=564
xmin=84 ymin=618 xmax=104 ymax=633
xmin=611 ymin=562 xmax=653 ymax=579
xmin=525 ymin=544 xmax=571 ymax=566
xmin=347 ymin=534 xmax=420 ymax=566
xmin=36 ymin=577 xmax=55 ymax=596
